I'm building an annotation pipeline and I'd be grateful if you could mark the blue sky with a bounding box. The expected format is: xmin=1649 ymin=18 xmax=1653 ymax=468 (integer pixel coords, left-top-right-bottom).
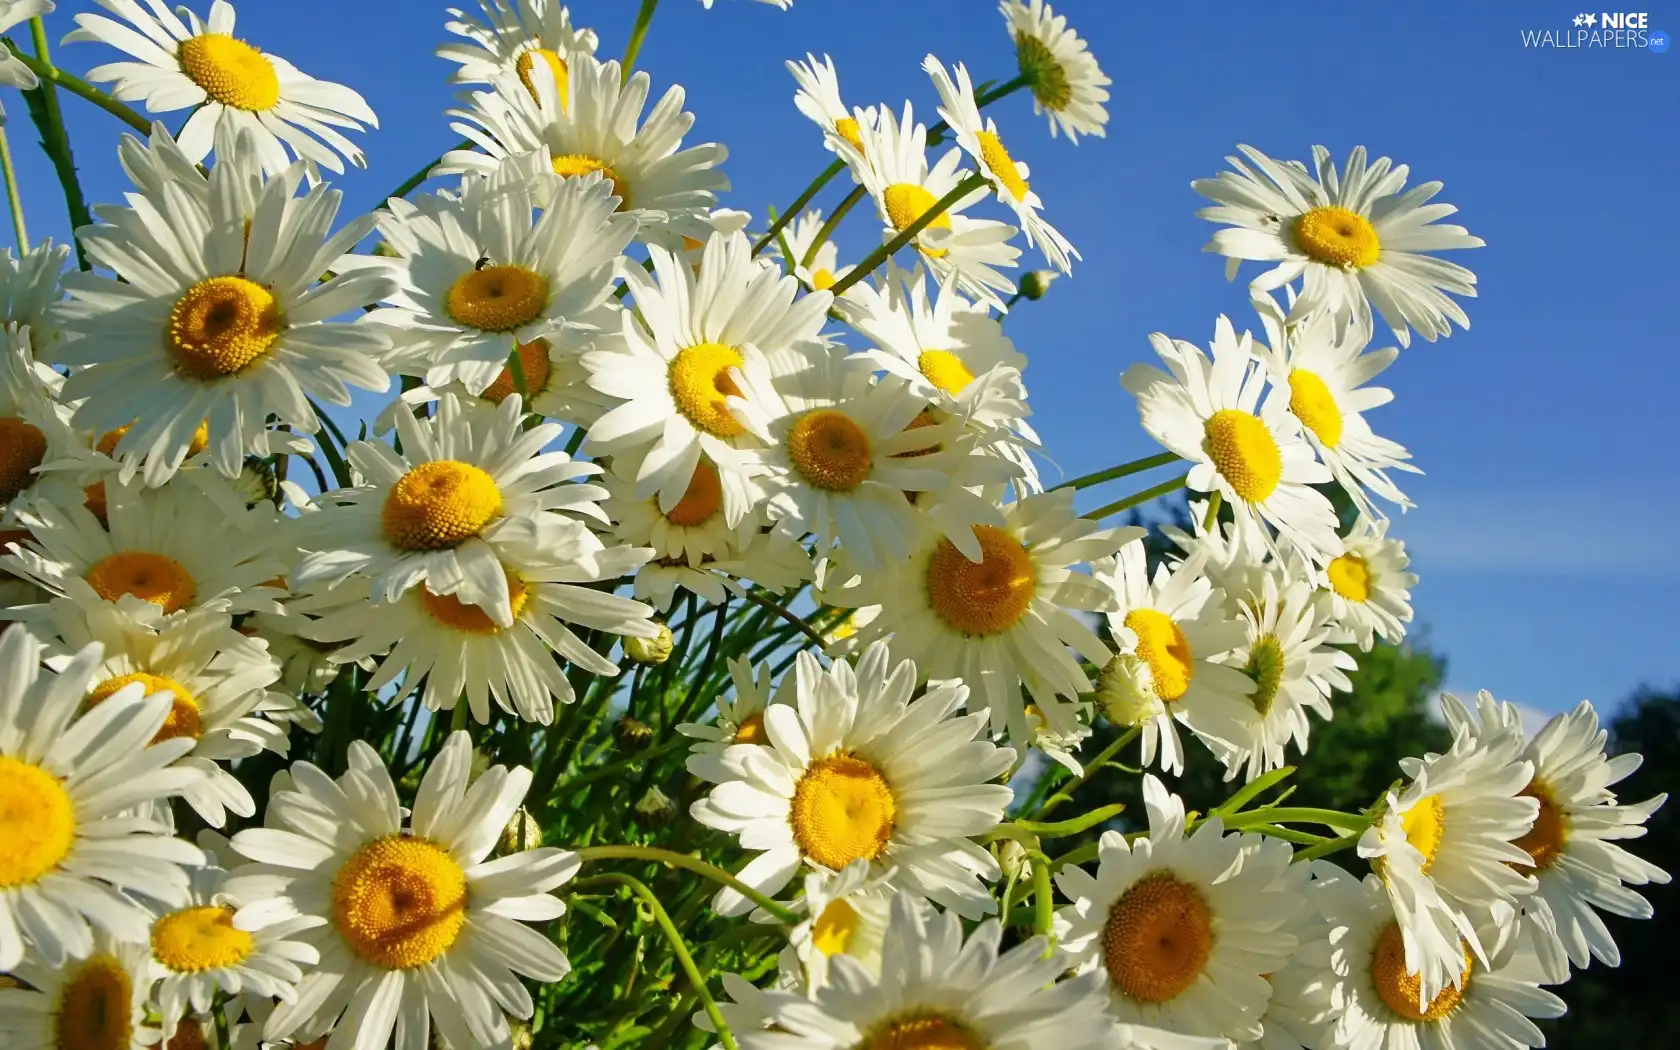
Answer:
xmin=9 ymin=1 xmax=1676 ymax=718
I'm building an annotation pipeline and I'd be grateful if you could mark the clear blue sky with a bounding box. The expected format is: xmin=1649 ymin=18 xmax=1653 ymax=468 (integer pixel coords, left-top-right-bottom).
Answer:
xmin=10 ymin=1 xmax=1676 ymax=718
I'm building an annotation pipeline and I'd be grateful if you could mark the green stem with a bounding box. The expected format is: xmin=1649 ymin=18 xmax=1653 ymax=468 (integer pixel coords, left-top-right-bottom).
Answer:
xmin=1210 ymin=765 xmax=1295 ymax=818
xmin=1218 ymin=806 xmax=1370 ymax=833
xmin=1034 ymin=726 xmax=1139 ymax=818
xmin=0 ymin=122 xmax=27 ymax=250
xmin=729 ymin=583 xmax=826 ymax=650
xmin=574 ymin=845 xmax=801 ymax=924
xmin=982 ymin=803 xmax=1127 ymax=843
xmin=1054 ymin=451 xmax=1182 ymax=492
xmin=827 ymin=172 xmax=990 ymax=297
xmin=376 ymin=138 xmax=472 ymax=207
xmin=1030 ymin=851 xmax=1055 ymax=948
xmin=8 ymin=40 xmax=150 ymax=134
xmin=752 ymin=158 xmax=846 ymax=256
xmin=1292 ymin=830 xmax=1363 ymax=863
xmin=1244 ymin=824 xmax=1329 ymax=847
xmin=1086 ymin=472 xmax=1190 ymax=521
xmin=1201 ymin=491 xmax=1224 ymax=532
xmin=798 ymin=185 xmax=864 ymax=269
xmin=621 ymin=0 xmax=661 ymax=79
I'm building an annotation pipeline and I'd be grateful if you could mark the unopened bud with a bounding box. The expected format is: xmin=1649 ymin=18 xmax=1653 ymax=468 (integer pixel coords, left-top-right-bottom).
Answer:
xmin=997 ymin=837 xmax=1030 ymax=882
xmin=499 ymin=807 xmax=544 ymax=854
xmin=1019 ymin=270 xmax=1058 ymax=301
xmin=235 ymin=455 xmax=280 ymax=507
xmin=614 ymin=715 xmax=654 ymax=751
xmin=633 ymin=786 xmax=678 ymax=828
xmin=1095 ymin=653 xmax=1159 ymax=728
xmin=624 ymin=621 xmax=674 ymax=665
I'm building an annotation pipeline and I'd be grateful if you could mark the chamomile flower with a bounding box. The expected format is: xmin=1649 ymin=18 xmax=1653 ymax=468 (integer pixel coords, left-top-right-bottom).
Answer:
xmin=1161 ymin=498 xmax=1273 ymax=617
xmin=1055 ymin=775 xmax=1302 ymax=1042
xmin=837 ymin=103 xmax=1021 ymax=310
xmin=438 ymin=0 xmax=598 ymax=90
xmin=66 ymin=0 xmax=377 ymax=175
xmin=1028 ymin=697 xmax=1093 ymax=775
xmin=678 ymin=655 xmax=794 ymax=781
xmin=0 ymin=931 xmax=154 ymax=1050
xmin=1001 ymin=0 xmax=1111 ymax=142
xmin=1 ymin=330 xmax=80 ymax=524
xmin=1193 ymin=145 xmax=1484 ymax=347
xmin=439 ymin=53 xmax=728 ymax=245
xmin=0 ymin=629 xmax=205 ymax=970
xmin=0 ymin=239 xmax=70 ymax=341
xmin=925 ymin=55 xmax=1077 ymax=273
xmin=1124 ymin=316 xmax=1342 ymax=564
xmin=824 ymin=488 xmax=1138 ymax=742
xmin=787 ymin=861 xmax=894 ymax=991
xmin=603 ymin=449 xmax=756 ymax=572
xmin=581 ymin=229 xmax=831 ymax=519
xmin=780 ymin=210 xmax=854 ymax=292
xmin=1318 ymin=514 xmax=1416 ymax=650
xmin=691 ymin=643 xmax=1015 ymax=918
xmin=0 ymin=2 xmax=51 ymax=124
xmin=787 ymin=53 xmax=871 ymax=158
xmin=225 ymin=732 xmax=580 ymax=1050
xmin=630 ymin=530 xmax=813 ymax=613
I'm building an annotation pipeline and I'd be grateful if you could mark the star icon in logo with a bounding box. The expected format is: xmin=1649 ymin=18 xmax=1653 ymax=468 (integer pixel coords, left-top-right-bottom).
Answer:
xmin=1585 ymin=12 xmax=1599 ymax=25
xmin=1574 ymin=13 xmax=1586 ymax=25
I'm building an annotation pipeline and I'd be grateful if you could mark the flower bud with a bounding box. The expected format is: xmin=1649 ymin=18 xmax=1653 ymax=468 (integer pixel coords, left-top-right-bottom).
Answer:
xmin=633 ymin=785 xmax=677 ymax=828
xmin=614 ymin=715 xmax=654 ymax=751
xmin=1095 ymin=652 xmax=1160 ymax=728
xmin=499 ymin=807 xmax=543 ymax=854
xmin=1019 ymin=270 xmax=1058 ymax=300
xmin=624 ymin=621 xmax=674 ymax=665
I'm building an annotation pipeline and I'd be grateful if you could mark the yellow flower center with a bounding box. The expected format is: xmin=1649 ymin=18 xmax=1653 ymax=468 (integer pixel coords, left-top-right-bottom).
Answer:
xmin=515 ymin=47 xmax=569 ymax=107
xmin=1102 ymin=873 xmax=1213 ymax=1004
xmin=167 ymin=276 xmax=282 ymax=380
xmin=665 ymin=459 xmax=723 ymax=527
xmin=1287 ymin=369 xmax=1343 ymax=448
xmin=787 ymin=409 xmax=873 ymax=492
xmin=0 ymin=416 xmax=46 ymax=505
xmin=668 ymin=342 xmax=747 ymax=438
xmin=1124 ymin=608 xmax=1193 ymax=703
xmin=1294 ymin=206 xmax=1381 ymax=269
xmin=481 ymin=339 xmax=552 ymax=404
xmin=85 ymin=551 xmax=198 ymax=614
xmin=151 ymin=905 xmax=253 ymax=973
xmin=1401 ymin=794 xmax=1446 ymax=874
xmin=1203 ymin=409 xmax=1282 ymax=503
xmin=1370 ymin=922 xmax=1471 ymax=1022
xmin=87 ymin=673 xmax=202 ymax=743
xmin=331 ymin=835 xmax=468 ymax=970
xmin=833 ymin=116 xmax=865 ymax=154
xmin=551 ymin=154 xmax=631 ymax=208
xmin=381 ymin=460 xmax=503 ymax=551
xmin=810 ymin=267 xmax=837 ymax=291
xmin=790 ymin=753 xmax=896 ymax=870
xmin=420 ymin=571 xmax=529 ymax=635
xmin=446 ymin=265 xmax=549 ymax=333
xmin=0 ymin=755 xmax=76 ymax=888
xmin=1512 ymin=780 xmax=1568 ymax=873
xmin=916 ymin=350 xmax=975 ymax=395
xmin=865 ymin=1017 xmax=983 ymax=1050
xmin=811 ymin=897 xmax=861 ymax=956
xmin=179 ymin=33 xmax=281 ymax=111
xmin=1240 ymin=634 xmax=1286 ymax=715
xmin=925 ymin=526 xmax=1035 ymax=637
xmin=882 ymin=184 xmax=953 ymax=259
xmin=96 ymin=420 xmax=211 ymax=460
xmin=732 ymin=712 xmax=766 ymax=744
xmin=1015 ymin=31 xmax=1073 ymax=110
xmin=1327 ymin=553 xmax=1372 ymax=603
xmin=891 ymin=409 xmax=943 ymax=461
xmin=975 ymin=130 xmax=1030 ymax=202
xmin=54 ymin=953 xmax=134 ymax=1050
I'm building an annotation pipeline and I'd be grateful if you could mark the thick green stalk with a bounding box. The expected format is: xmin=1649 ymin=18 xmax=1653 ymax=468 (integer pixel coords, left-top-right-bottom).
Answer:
xmin=575 ymin=845 xmax=802 ymax=924
xmin=1292 ymin=830 xmax=1363 ymax=863
xmin=1054 ymin=451 xmax=1182 ymax=492
xmin=797 ymin=185 xmax=864 ymax=268
xmin=1086 ymin=472 xmax=1191 ymax=521
xmin=827 ymin=172 xmax=990 ymax=297
xmin=1219 ymin=806 xmax=1370 ymax=833
xmin=1031 ymin=851 xmax=1056 ymax=948
xmin=621 ymin=0 xmax=661 ymax=79
xmin=731 ymin=584 xmax=827 ymax=649
xmin=0 ymin=122 xmax=27 ymax=250
xmin=752 ymin=159 xmax=846 ymax=256
xmin=1034 ymin=726 xmax=1139 ymax=818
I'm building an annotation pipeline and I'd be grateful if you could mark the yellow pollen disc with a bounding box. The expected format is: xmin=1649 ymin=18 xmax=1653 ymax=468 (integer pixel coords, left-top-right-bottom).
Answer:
xmin=331 ymin=835 xmax=468 ymax=970
xmin=420 ymin=571 xmax=529 ymax=635
xmin=810 ymin=267 xmax=837 ymax=291
xmin=0 ymin=755 xmax=77 ymax=888
xmin=1124 ymin=608 xmax=1193 ymax=703
xmin=866 ymin=1017 xmax=982 ymax=1050
xmin=0 ymin=416 xmax=46 ymax=505
xmin=1242 ymin=634 xmax=1286 ymax=716
xmin=790 ymin=753 xmax=897 ymax=870
xmin=166 ymin=1019 xmax=208 ymax=1050
xmin=96 ymin=420 xmax=211 ymax=460
xmin=1203 ymin=409 xmax=1283 ymax=503
xmin=1512 ymin=781 xmax=1569 ymax=873
xmin=381 ymin=460 xmax=503 ymax=551
xmin=916 ymin=350 xmax=975 ymax=395
xmin=1102 ymin=873 xmax=1214 ymax=1004
xmin=1370 ymin=922 xmax=1470 ymax=1022
xmin=1016 ymin=32 xmax=1073 ymax=111
xmin=85 ymin=551 xmax=198 ymax=614
xmin=1327 ymin=553 xmax=1372 ymax=603
xmin=551 ymin=154 xmax=631 ymax=208
xmin=87 ymin=673 xmax=202 ymax=743
xmin=151 ymin=905 xmax=253 ymax=973
xmin=788 ymin=409 xmax=873 ymax=492
xmin=167 ymin=276 xmax=282 ymax=380
xmin=446 ymin=265 xmax=549 ymax=333
xmin=891 ymin=409 xmax=943 ymax=461
xmin=55 ymin=953 xmax=134 ymax=1050
xmin=975 ymin=130 xmax=1029 ymax=201
xmin=178 ymin=33 xmax=280 ymax=111
xmin=1294 ymin=206 xmax=1381 ymax=269
xmin=1287 ymin=370 xmax=1343 ymax=448
xmin=925 ymin=526 xmax=1035 ymax=637
xmin=811 ymin=898 xmax=861 ymax=956
xmin=515 ymin=47 xmax=569 ymax=107
xmin=666 ymin=459 xmax=724 ymax=527
xmin=668 ymin=342 xmax=747 ymax=438
xmin=732 ymin=712 xmax=766 ymax=745
xmin=481 ymin=339 xmax=553 ymax=404
xmin=833 ymin=116 xmax=865 ymax=154
xmin=882 ymin=184 xmax=954 ymax=258
xmin=1401 ymin=794 xmax=1446 ymax=874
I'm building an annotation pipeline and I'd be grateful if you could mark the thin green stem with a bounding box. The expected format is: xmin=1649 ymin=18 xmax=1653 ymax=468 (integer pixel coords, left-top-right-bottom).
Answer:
xmin=8 ymin=40 xmax=149 ymax=135
xmin=1245 ymin=824 xmax=1329 ymax=847
xmin=1292 ymin=830 xmax=1363 ymax=863
xmin=1034 ymin=726 xmax=1139 ymax=818
xmin=752 ymin=159 xmax=845 ymax=256
xmin=377 ymin=138 xmax=472 ymax=207
xmin=1086 ymin=472 xmax=1190 ymax=521
xmin=1054 ymin=451 xmax=1182 ymax=492
xmin=0 ymin=122 xmax=27 ymax=250
xmin=574 ymin=845 xmax=802 ymax=925
xmin=621 ymin=0 xmax=661 ymax=79
xmin=1201 ymin=491 xmax=1224 ymax=532
xmin=1210 ymin=765 xmax=1295 ymax=818
xmin=827 ymin=172 xmax=990 ymax=297
xmin=1219 ymin=806 xmax=1370 ymax=833
xmin=1031 ymin=851 xmax=1055 ymax=948
xmin=798 ymin=185 xmax=864 ymax=269
xmin=982 ymin=803 xmax=1127 ymax=844
xmin=729 ymin=583 xmax=827 ymax=650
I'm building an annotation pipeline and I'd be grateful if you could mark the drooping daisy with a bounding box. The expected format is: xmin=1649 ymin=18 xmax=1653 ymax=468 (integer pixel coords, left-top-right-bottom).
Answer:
xmin=677 ymin=655 xmax=794 ymax=781
xmin=1124 ymin=316 xmax=1342 ymax=564
xmin=0 ymin=239 xmax=71 ymax=343
xmin=581 ymin=229 xmax=831 ymax=518
xmin=825 ymin=488 xmax=1136 ymax=742
xmin=779 ymin=210 xmax=854 ymax=292
xmin=1 ymin=330 xmax=80 ymax=524
xmin=439 ymin=53 xmax=728 ymax=245
xmin=1000 ymin=0 xmax=1111 ymax=142
xmin=1055 ymin=775 xmax=1302 ymax=1042
xmin=836 ymin=103 xmax=1021 ymax=310
xmin=225 ymin=732 xmax=580 ymax=1050
xmin=925 ymin=55 xmax=1077 ymax=273
xmin=0 ymin=2 xmax=52 ymax=124
xmin=65 ymin=0 xmax=377 ymax=174
xmin=0 ymin=931 xmax=154 ymax=1050
xmin=631 ymin=530 xmax=814 ymax=614
xmin=1027 ymin=696 xmax=1094 ymax=775
xmin=0 ymin=629 xmax=205 ymax=970
xmin=787 ymin=861 xmax=894 ymax=991
xmin=1318 ymin=514 xmax=1416 ymax=650
xmin=690 ymin=643 xmax=1015 ymax=918
xmin=786 ymin=53 xmax=871 ymax=158
xmin=437 ymin=0 xmax=598 ymax=90
xmin=1193 ymin=145 xmax=1485 ymax=347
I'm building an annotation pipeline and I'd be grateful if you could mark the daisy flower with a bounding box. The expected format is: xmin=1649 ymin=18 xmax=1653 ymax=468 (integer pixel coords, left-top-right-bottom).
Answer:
xmin=1055 ymin=775 xmax=1302 ymax=1042
xmin=1123 ymin=316 xmax=1342 ymax=564
xmin=581 ymin=229 xmax=831 ymax=519
xmin=1025 ymin=697 xmax=1093 ymax=775
xmin=1001 ymin=0 xmax=1111 ymax=142
xmin=65 ymin=0 xmax=377 ymax=175
xmin=0 ymin=629 xmax=205 ymax=970
xmin=293 ymin=393 xmax=608 ymax=627
xmin=1160 ymin=498 xmax=1274 ymax=618
xmin=437 ymin=0 xmax=598 ymax=91
xmin=1193 ymin=145 xmax=1485 ymax=346
xmin=0 ymin=239 xmax=71 ymax=342
xmin=836 ymin=102 xmax=1021 ymax=310
xmin=224 ymin=732 xmax=580 ymax=1050
xmin=677 ymin=655 xmax=793 ymax=782
xmin=0 ymin=931 xmax=154 ymax=1050
xmin=1092 ymin=538 xmax=1255 ymax=777
xmin=827 ymin=487 xmax=1137 ymax=742
xmin=0 ymin=2 xmax=51 ymax=124
xmin=1442 ymin=691 xmax=1670 ymax=984
xmin=630 ymin=530 xmax=814 ymax=614
xmin=690 ymin=643 xmax=1015 ymax=918
xmin=779 ymin=210 xmax=854 ymax=291
xmin=1 ymin=329 xmax=81 ymax=524
xmin=362 ymin=170 xmax=635 ymax=396
xmin=786 ymin=53 xmax=871 ymax=158
xmin=925 ymin=55 xmax=1077 ymax=273
xmin=787 ymin=861 xmax=894 ymax=991
xmin=439 ymin=53 xmax=728 ymax=245
xmin=603 ymin=449 xmax=758 ymax=581
xmin=1318 ymin=514 xmax=1416 ymax=650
